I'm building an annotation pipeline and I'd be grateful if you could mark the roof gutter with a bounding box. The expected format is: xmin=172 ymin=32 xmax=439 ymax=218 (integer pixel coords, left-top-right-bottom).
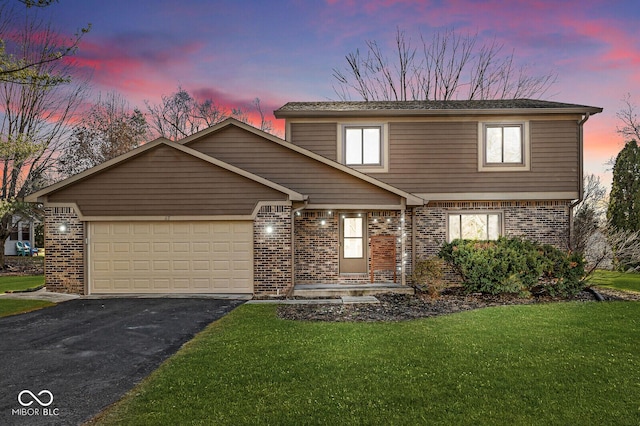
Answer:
xmin=275 ymin=107 xmax=603 ymax=119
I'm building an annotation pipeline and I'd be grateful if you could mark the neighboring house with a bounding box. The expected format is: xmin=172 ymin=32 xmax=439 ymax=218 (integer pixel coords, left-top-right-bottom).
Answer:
xmin=27 ymin=99 xmax=602 ymax=296
xmin=4 ymin=217 xmax=38 ymax=256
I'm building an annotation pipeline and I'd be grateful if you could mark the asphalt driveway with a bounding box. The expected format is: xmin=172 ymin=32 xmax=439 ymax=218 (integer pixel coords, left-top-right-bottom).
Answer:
xmin=0 ymin=298 xmax=244 ymax=425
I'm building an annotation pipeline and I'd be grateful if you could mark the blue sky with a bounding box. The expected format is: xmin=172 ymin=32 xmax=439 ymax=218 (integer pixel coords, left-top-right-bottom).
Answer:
xmin=34 ymin=0 xmax=640 ymax=187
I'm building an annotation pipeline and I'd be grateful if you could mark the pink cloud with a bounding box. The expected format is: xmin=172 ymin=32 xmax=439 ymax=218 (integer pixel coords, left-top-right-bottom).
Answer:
xmin=65 ymin=34 xmax=205 ymax=105
xmin=560 ymin=17 xmax=640 ymax=70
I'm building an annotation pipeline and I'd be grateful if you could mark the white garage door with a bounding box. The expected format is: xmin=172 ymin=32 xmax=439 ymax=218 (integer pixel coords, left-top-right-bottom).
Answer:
xmin=89 ymin=221 xmax=253 ymax=294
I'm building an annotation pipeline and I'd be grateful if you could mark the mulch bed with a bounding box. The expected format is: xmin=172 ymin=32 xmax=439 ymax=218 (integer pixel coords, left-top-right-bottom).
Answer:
xmin=278 ymin=287 xmax=640 ymax=322
xmin=0 ymin=256 xmax=44 ymax=276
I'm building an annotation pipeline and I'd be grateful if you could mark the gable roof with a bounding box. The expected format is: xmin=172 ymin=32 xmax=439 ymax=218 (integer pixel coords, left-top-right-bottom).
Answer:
xmin=274 ymin=99 xmax=603 ymax=118
xmin=26 ymin=137 xmax=305 ymax=203
xmin=179 ymin=118 xmax=423 ymax=206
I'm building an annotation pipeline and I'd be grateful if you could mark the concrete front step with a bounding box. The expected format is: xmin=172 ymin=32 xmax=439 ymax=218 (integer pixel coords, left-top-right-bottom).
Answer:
xmin=292 ymin=283 xmax=414 ymax=298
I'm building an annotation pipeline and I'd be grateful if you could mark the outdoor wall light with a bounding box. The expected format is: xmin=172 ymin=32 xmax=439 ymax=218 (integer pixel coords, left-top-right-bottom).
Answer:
xmin=320 ymin=219 xmax=326 ymax=226
xmin=58 ymin=223 xmax=69 ymax=233
xmin=265 ymin=226 xmax=274 ymax=234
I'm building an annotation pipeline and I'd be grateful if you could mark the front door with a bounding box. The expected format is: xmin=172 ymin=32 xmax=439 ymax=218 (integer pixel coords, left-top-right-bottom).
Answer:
xmin=339 ymin=214 xmax=367 ymax=274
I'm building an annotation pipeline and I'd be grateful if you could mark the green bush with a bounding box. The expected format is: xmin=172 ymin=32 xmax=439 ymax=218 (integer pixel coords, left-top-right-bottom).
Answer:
xmin=537 ymin=245 xmax=586 ymax=297
xmin=439 ymin=237 xmax=585 ymax=297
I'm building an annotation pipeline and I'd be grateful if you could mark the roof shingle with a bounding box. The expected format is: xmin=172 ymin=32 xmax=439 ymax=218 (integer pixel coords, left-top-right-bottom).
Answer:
xmin=274 ymin=99 xmax=602 ymax=117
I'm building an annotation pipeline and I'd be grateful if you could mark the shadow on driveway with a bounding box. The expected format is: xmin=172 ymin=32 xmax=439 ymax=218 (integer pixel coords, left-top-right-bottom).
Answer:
xmin=0 ymin=298 xmax=244 ymax=425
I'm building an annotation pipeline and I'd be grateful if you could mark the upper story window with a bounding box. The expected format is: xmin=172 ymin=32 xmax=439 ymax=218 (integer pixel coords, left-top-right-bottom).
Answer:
xmin=478 ymin=121 xmax=530 ymax=172
xmin=338 ymin=123 xmax=388 ymax=172
xmin=345 ymin=127 xmax=381 ymax=165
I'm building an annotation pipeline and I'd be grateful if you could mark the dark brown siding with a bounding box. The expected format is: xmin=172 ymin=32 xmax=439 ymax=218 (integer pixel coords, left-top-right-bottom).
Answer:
xmin=186 ymin=126 xmax=401 ymax=206
xmin=48 ymin=144 xmax=287 ymax=216
xmin=292 ymin=120 xmax=580 ymax=195
xmin=290 ymin=122 xmax=337 ymax=161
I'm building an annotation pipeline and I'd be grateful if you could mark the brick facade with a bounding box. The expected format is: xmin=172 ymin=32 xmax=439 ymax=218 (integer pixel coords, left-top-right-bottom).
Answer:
xmin=42 ymin=201 xmax=570 ymax=296
xmin=413 ymin=201 xmax=571 ymax=260
xmin=294 ymin=210 xmax=407 ymax=285
xmin=253 ymin=205 xmax=292 ymax=295
xmin=44 ymin=207 xmax=84 ymax=294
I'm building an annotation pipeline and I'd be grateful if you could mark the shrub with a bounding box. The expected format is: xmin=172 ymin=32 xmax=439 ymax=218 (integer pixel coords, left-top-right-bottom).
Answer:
xmin=410 ymin=256 xmax=445 ymax=298
xmin=536 ymin=245 xmax=586 ymax=297
xmin=439 ymin=237 xmax=585 ymax=297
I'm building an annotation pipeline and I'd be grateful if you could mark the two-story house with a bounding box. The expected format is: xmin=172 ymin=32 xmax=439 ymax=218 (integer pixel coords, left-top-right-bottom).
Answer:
xmin=27 ymin=99 xmax=602 ymax=296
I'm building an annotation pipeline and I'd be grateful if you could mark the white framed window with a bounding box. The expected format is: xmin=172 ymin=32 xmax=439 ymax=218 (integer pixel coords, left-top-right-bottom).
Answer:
xmin=345 ymin=127 xmax=381 ymax=165
xmin=448 ymin=212 xmax=502 ymax=242
xmin=478 ymin=121 xmax=530 ymax=171
xmin=337 ymin=123 xmax=388 ymax=172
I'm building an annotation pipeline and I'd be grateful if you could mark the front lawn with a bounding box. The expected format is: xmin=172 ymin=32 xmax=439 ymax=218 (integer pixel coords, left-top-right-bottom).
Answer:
xmin=0 ymin=299 xmax=54 ymax=317
xmin=0 ymin=274 xmax=44 ymax=293
xmin=588 ymin=269 xmax=640 ymax=293
xmin=94 ymin=302 xmax=640 ymax=425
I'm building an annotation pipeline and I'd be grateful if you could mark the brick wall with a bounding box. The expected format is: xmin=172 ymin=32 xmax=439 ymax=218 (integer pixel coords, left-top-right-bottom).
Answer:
xmin=294 ymin=210 xmax=408 ymax=284
xmin=254 ymin=205 xmax=292 ymax=295
xmin=294 ymin=211 xmax=339 ymax=283
xmin=414 ymin=200 xmax=571 ymax=259
xmin=44 ymin=207 xmax=84 ymax=294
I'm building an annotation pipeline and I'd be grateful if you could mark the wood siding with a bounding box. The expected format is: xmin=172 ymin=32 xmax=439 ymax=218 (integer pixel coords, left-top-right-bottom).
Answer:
xmin=185 ymin=126 xmax=401 ymax=206
xmin=290 ymin=122 xmax=337 ymax=161
xmin=47 ymin=144 xmax=287 ymax=216
xmin=290 ymin=120 xmax=579 ymax=195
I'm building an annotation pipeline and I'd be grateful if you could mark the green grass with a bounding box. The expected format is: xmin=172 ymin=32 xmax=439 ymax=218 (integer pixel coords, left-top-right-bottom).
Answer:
xmin=94 ymin=302 xmax=640 ymax=425
xmin=588 ymin=269 xmax=640 ymax=293
xmin=0 ymin=274 xmax=44 ymax=293
xmin=0 ymin=299 xmax=54 ymax=317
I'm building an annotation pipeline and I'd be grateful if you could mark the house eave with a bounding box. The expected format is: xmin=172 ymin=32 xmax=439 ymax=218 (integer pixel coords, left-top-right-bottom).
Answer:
xmin=275 ymin=107 xmax=603 ymax=119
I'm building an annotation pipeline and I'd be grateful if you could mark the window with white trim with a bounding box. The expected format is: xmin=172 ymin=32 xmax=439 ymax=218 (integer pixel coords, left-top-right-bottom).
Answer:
xmin=343 ymin=125 xmax=382 ymax=166
xmin=448 ymin=213 xmax=502 ymax=242
xmin=486 ymin=124 xmax=523 ymax=163
xmin=478 ymin=122 xmax=530 ymax=171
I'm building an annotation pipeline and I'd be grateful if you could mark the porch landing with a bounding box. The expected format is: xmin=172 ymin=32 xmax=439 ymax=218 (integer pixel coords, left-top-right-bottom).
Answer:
xmin=292 ymin=283 xmax=414 ymax=298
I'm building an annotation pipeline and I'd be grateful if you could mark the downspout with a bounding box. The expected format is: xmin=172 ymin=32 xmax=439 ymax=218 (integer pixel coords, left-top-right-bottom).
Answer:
xmin=568 ymin=113 xmax=591 ymax=249
xmin=400 ymin=200 xmax=406 ymax=286
xmin=288 ymin=200 xmax=308 ymax=298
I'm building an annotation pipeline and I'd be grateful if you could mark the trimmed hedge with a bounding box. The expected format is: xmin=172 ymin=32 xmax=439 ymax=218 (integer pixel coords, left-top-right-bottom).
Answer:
xmin=439 ymin=237 xmax=585 ymax=297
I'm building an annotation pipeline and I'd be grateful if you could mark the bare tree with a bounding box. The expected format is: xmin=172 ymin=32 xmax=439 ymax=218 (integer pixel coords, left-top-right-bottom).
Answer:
xmin=333 ymin=27 xmax=557 ymax=101
xmin=145 ymin=86 xmax=229 ymax=141
xmin=58 ymin=92 xmax=148 ymax=177
xmin=571 ymin=174 xmax=607 ymax=255
xmin=146 ymin=86 xmax=273 ymax=140
xmin=252 ymin=98 xmax=272 ymax=133
xmin=0 ymin=6 xmax=87 ymax=267
xmin=582 ymin=222 xmax=640 ymax=277
xmin=616 ymin=93 xmax=640 ymax=142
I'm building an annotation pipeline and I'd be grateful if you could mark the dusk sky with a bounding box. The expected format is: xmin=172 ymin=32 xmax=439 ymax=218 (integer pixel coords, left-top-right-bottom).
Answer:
xmin=40 ymin=0 xmax=640 ymax=189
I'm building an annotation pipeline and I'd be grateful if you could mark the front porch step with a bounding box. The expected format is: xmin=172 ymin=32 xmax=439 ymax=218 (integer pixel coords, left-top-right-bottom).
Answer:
xmin=292 ymin=283 xmax=414 ymax=298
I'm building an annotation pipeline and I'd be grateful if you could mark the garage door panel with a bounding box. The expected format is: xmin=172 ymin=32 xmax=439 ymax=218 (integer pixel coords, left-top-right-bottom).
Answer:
xmin=112 ymin=224 xmax=131 ymax=235
xmin=152 ymin=260 xmax=169 ymax=271
xmin=154 ymin=279 xmax=170 ymax=289
xmin=173 ymin=278 xmax=190 ymax=289
xmin=192 ymin=242 xmax=210 ymax=253
xmin=133 ymin=279 xmax=150 ymax=289
xmin=153 ymin=242 xmax=170 ymax=253
xmin=90 ymin=221 xmax=253 ymax=294
xmin=133 ymin=223 xmax=151 ymax=235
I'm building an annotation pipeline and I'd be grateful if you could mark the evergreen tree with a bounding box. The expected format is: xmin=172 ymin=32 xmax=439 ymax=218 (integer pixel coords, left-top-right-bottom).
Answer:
xmin=608 ymin=140 xmax=640 ymax=231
